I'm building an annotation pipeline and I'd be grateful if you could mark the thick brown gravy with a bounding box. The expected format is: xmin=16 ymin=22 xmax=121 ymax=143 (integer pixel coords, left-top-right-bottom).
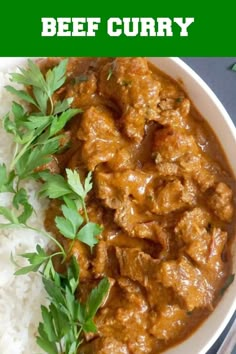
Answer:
xmin=42 ymin=57 xmax=235 ymax=353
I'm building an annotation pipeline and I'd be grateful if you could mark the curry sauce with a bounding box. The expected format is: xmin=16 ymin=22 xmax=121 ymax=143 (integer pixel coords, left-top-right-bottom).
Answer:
xmin=42 ymin=57 xmax=235 ymax=353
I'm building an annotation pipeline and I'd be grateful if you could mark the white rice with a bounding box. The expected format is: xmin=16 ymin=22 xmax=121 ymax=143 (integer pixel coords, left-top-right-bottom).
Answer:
xmin=0 ymin=66 xmax=49 ymax=353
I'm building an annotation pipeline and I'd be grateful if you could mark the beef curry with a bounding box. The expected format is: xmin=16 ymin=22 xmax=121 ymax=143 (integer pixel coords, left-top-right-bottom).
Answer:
xmin=41 ymin=57 xmax=235 ymax=353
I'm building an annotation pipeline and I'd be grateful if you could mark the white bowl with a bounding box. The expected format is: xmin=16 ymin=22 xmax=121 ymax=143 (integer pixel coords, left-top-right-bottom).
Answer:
xmin=1 ymin=57 xmax=236 ymax=354
xmin=149 ymin=57 xmax=236 ymax=354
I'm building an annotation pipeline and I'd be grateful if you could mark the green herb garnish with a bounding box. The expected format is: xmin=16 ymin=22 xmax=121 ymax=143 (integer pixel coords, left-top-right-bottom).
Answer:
xmin=0 ymin=59 xmax=109 ymax=354
xmin=107 ymin=67 xmax=113 ymax=81
xmin=36 ymin=257 xmax=109 ymax=354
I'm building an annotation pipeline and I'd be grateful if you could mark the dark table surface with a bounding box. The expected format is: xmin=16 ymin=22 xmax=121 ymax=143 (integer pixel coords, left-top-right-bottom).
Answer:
xmin=181 ymin=57 xmax=236 ymax=354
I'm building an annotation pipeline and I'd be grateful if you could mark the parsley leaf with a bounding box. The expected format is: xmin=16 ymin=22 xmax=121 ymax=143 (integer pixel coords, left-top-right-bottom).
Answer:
xmin=85 ymin=277 xmax=110 ymax=320
xmin=14 ymin=245 xmax=49 ymax=276
xmin=0 ymin=206 xmax=19 ymax=225
xmin=77 ymin=222 xmax=102 ymax=248
xmin=55 ymin=205 xmax=83 ymax=240
xmin=49 ymin=108 xmax=81 ymax=137
xmin=5 ymin=85 xmax=37 ymax=106
xmin=9 ymin=59 xmax=68 ymax=115
xmin=36 ymin=326 xmax=58 ymax=354
xmin=45 ymin=59 xmax=68 ymax=97
xmin=0 ymin=164 xmax=15 ymax=193
xmin=62 ymin=204 xmax=83 ymax=232
xmin=67 ymin=256 xmax=79 ymax=294
xmin=13 ymin=188 xmax=33 ymax=224
xmin=39 ymin=172 xmax=72 ymax=199
xmin=66 ymin=169 xmax=85 ymax=199
xmin=16 ymin=137 xmax=60 ymax=179
xmin=54 ymin=98 xmax=73 ymax=115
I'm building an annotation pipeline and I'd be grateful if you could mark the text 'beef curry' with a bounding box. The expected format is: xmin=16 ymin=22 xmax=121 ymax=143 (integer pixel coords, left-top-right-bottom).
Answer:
xmin=41 ymin=57 xmax=235 ymax=353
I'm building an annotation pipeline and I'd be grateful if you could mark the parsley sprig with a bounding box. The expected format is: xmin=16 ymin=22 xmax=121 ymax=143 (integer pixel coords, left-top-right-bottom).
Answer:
xmin=37 ymin=257 xmax=109 ymax=354
xmin=4 ymin=60 xmax=81 ymax=175
xmin=0 ymin=59 xmax=109 ymax=354
xmin=40 ymin=169 xmax=102 ymax=249
xmin=6 ymin=59 xmax=69 ymax=115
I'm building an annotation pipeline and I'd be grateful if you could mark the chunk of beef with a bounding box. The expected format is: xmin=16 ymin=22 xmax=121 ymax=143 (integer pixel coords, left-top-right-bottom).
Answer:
xmin=153 ymin=127 xmax=199 ymax=162
xmin=113 ymin=201 xmax=169 ymax=250
xmin=77 ymin=106 xmax=123 ymax=170
xmin=206 ymin=228 xmax=227 ymax=272
xmin=107 ymin=146 xmax=136 ymax=171
xmin=133 ymin=222 xmax=169 ymax=249
xmin=118 ymin=277 xmax=145 ymax=297
xmin=195 ymin=169 xmax=216 ymax=192
xmin=120 ymin=106 xmax=147 ymax=144
xmin=158 ymin=98 xmax=176 ymax=111
xmin=95 ymin=169 xmax=182 ymax=244
xmin=158 ymin=109 xmax=187 ymax=129
xmin=92 ymin=241 xmax=109 ymax=277
xmin=178 ymin=98 xmax=191 ymax=118
xmin=157 ymin=98 xmax=191 ymax=128
xmin=92 ymin=241 xmax=119 ymax=278
xmin=157 ymin=97 xmax=190 ymax=122
xmin=175 ymin=208 xmax=210 ymax=266
xmin=95 ymin=337 xmax=129 ymax=354
xmin=159 ymin=81 xmax=183 ymax=100
xmin=95 ymin=170 xmax=155 ymax=208
xmin=95 ymin=279 xmax=151 ymax=353
xmin=127 ymin=334 xmax=154 ymax=354
xmin=62 ymin=58 xmax=110 ymax=109
xmin=183 ymin=227 xmax=227 ymax=273
xmin=87 ymin=201 xmax=104 ymax=226
xmin=114 ymin=199 xmax=152 ymax=234
xmin=78 ymin=337 xmax=129 ymax=354
xmin=145 ymin=282 xmax=175 ymax=311
xmin=159 ymin=256 xmax=214 ymax=311
xmin=67 ymin=72 xmax=98 ymax=108
xmin=114 ymin=200 xmax=142 ymax=233
xmin=115 ymin=248 xmax=160 ymax=286
xmin=116 ymin=278 xmax=153 ymax=353
xmin=99 ymin=57 xmax=161 ymax=142
xmin=108 ymin=232 xmax=163 ymax=260
xmin=175 ymin=208 xmax=210 ymax=242
xmin=117 ymin=278 xmax=149 ymax=321
xmin=179 ymin=154 xmax=216 ymax=191
xmin=155 ymin=162 xmax=179 ymax=177
xmin=149 ymin=179 xmax=197 ymax=215
xmin=175 ymin=208 xmax=227 ymax=271
xmin=149 ymin=305 xmax=187 ymax=340
xmin=186 ymin=232 xmax=211 ymax=267
xmin=208 ymin=182 xmax=233 ymax=222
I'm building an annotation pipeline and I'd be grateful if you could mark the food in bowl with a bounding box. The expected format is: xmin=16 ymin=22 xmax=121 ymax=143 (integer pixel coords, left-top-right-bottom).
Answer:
xmin=0 ymin=57 xmax=235 ymax=354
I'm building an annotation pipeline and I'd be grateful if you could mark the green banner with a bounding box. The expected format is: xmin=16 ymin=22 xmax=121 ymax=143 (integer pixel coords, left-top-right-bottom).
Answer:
xmin=1 ymin=0 xmax=235 ymax=56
